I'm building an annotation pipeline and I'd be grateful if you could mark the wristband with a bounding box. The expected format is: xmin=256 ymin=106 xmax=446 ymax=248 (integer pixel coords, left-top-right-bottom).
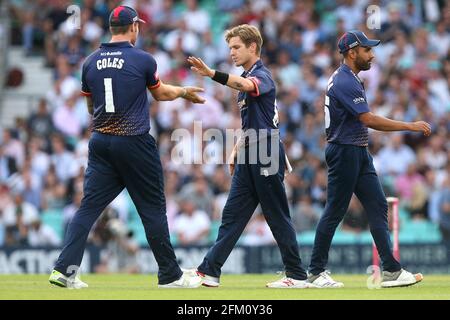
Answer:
xmin=212 ymin=70 xmax=229 ymax=85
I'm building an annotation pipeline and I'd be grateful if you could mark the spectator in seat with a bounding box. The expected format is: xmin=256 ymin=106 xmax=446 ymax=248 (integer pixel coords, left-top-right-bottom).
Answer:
xmin=28 ymin=216 xmax=61 ymax=247
xmin=173 ymin=199 xmax=211 ymax=245
xmin=2 ymin=193 xmax=39 ymax=246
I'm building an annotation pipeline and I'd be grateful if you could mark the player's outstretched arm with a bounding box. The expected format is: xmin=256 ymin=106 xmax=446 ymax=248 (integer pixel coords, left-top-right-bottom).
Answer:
xmin=187 ymin=56 xmax=256 ymax=93
xmin=359 ymin=112 xmax=431 ymax=136
xmin=149 ymin=81 xmax=205 ymax=103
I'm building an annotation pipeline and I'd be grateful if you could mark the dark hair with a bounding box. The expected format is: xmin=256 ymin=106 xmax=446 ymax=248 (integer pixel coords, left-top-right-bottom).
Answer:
xmin=110 ymin=23 xmax=132 ymax=35
xmin=342 ymin=46 xmax=361 ymax=58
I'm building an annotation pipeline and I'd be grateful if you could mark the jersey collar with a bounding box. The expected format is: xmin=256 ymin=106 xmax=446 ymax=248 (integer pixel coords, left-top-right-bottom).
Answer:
xmin=241 ymin=59 xmax=263 ymax=77
xmin=341 ymin=63 xmax=363 ymax=84
xmin=101 ymin=41 xmax=133 ymax=48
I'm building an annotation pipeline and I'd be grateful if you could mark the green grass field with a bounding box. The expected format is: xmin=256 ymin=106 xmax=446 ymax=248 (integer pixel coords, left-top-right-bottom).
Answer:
xmin=0 ymin=274 xmax=449 ymax=300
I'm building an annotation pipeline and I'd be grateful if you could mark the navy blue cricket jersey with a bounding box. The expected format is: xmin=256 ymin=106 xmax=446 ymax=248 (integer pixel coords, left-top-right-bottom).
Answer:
xmin=324 ymin=63 xmax=370 ymax=146
xmin=238 ymin=60 xmax=279 ymax=135
xmin=81 ymin=41 xmax=160 ymax=136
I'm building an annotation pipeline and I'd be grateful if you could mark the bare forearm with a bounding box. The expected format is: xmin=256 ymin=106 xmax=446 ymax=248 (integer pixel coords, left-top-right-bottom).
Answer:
xmin=368 ymin=115 xmax=410 ymax=131
xmin=360 ymin=113 xmax=410 ymax=131
xmin=224 ymin=73 xmax=256 ymax=92
xmin=206 ymin=68 xmax=255 ymax=92
xmin=187 ymin=57 xmax=255 ymax=93
xmin=360 ymin=112 xmax=431 ymax=136
xmin=154 ymin=84 xmax=185 ymax=101
xmin=150 ymin=81 xmax=205 ymax=103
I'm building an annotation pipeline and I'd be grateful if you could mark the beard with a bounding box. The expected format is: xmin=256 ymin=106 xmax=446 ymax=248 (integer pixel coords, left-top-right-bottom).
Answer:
xmin=355 ymin=56 xmax=372 ymax=71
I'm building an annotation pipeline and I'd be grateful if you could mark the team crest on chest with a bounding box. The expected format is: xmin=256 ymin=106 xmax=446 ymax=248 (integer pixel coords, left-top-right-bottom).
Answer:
xmin=238 ymin=99 xmax=247 ymax=110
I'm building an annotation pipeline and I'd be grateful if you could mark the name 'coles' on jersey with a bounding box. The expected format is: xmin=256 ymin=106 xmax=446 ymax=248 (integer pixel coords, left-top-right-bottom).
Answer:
xmin=96 ymin=57 xmax=125 ymax=70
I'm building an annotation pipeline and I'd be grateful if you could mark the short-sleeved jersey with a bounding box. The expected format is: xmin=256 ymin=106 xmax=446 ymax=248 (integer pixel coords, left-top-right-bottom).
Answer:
xmin=324 ymin=63 xmax=370 ymax=146
xmin=237 ymin=60 xmax=279 ymax=136
xmin=81 ymin=41 xmax=160 ymax=136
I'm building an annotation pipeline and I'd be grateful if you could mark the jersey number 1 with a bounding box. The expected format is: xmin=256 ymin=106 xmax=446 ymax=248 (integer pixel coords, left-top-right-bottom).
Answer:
xmin=324 ymin=95 xmax=330 ymax=129
xmin=324 ymin=74 xmax=335 ymax=129
xmin=104 ymin=78 xmax=115 ymax=113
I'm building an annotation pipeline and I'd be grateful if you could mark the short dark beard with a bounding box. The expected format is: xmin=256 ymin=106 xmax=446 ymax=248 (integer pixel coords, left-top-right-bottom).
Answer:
xmin=355 ymin=55 xmax=371 ymax=71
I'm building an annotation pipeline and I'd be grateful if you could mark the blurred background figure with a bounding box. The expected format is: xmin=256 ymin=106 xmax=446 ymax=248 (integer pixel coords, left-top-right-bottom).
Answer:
xmin=173 ymin=198 xmax=211 ymax=245
xmin=95 ymin=217 xmax=140 ymax=274
xmin=341 ymin=196 xmax=369 ymax=234
xmin=2 ymin=192 xmax=39 ymax=246
xmin=241 ymin=207 xmax=276 ymax=246
xmin=27 ymin=215 xmax=61 ymax=247
xmin=291 ymin=194 xmax=321 ymax=233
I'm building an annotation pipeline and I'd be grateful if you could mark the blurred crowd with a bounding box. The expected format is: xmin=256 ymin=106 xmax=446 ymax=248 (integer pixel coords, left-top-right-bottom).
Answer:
xmin=0 ymin=0 xmax=450 ymax=258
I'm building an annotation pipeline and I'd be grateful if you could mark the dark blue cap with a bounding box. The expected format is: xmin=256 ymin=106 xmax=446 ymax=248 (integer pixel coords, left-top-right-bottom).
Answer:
xmin=109 ymin=6 xmax=145 ymax=27
xmin=338 ymin=30 xmax=380 ymax=53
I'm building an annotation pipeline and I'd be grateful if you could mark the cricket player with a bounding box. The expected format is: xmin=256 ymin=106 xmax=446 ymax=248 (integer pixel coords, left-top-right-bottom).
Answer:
xmin=49 ymin=6 xmax=205 ymax=289
xmin=307 ymin=30 xmax=430 ymax=288
xmin=188 ymin=24 xmax=312 ymax=288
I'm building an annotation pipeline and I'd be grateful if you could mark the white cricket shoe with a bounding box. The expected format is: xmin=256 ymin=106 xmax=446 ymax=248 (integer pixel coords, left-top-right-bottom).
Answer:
xmin=381 ymin=269 xmax=423 ymax=288
xmin=49 ymin=270 xmax=89 ymax=289
xmin=179 ymin=268 xmax=220 ymax=287
xmin=307 ymin=271 xmax=344 ymax=288
xmin=266 ymin=276 xmax=313 ymax=289
xmin=195 ymin=270 xmax=220 ymax=287
xmin=158 ymin=271 xmax=202 ymax=288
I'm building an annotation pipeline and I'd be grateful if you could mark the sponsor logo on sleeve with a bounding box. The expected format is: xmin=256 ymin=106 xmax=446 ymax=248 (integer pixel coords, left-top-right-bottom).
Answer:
xmin=353 ymin=97 xmax=366 ymax=104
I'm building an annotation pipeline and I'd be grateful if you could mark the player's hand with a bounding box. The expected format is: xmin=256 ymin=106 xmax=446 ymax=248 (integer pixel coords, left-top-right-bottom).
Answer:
xmin=187 ymin=56 xmax=214 ymax=78
xmin=228 ymin=152 xmax=237 ymax=176
xmin=182 ymin=86 xmax=206 ymax=104
xmin=410 ymin=121 xmax=431 ymax=136
xmin=229 ymin=159 xmax=235 ymax=176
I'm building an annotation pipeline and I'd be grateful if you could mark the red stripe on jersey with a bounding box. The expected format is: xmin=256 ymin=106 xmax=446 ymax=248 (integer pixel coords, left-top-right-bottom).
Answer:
xmin=147 ymin=80 xmax=161 ymax=90
xmin=80 ymin=90 xmax=92 ymax=97
xmin=247 ymin=77 xmax=260 ymax=97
